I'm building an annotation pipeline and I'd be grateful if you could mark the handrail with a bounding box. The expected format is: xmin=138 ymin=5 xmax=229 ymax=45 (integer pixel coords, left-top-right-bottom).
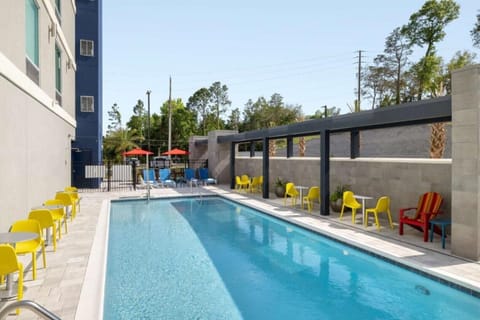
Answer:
xmin=0 ymin=300 xmax=61 ymax=320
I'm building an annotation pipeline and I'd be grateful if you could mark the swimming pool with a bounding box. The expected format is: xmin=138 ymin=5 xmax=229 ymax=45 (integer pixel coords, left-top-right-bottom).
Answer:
xmin=103 ymin=197 xmax=480 ymax=319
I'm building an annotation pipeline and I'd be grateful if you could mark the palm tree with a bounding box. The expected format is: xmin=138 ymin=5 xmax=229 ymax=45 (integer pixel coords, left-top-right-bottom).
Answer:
xmin=103 ymin=128 xmax=143 ymax=163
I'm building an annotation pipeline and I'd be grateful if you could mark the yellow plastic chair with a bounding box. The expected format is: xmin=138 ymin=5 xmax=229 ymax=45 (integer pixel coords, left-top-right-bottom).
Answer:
xmin=56 ymin=191 xmax=76 ymax=221
xmin=340 ymin=191 xmax=362 ymax=224
xmin=65 ymin=186 xmax=81 ymax=212
xmin=10 ymin=219 xmax=46 ymax=280
xmin=28 ymin=209 xmax=57 ymax=252
xmin=249 ymin=176 xmax=262 ymax=193
xmin=365 ymin=196 xmax=394 ymax=230
xmin=44 ymin=199 xmax=68 ymax=236
xmin=241 ymin=175 xmax=250 ymax=189
xmin=235 ymin=176 xmax=249 ymax=191
xmin=284 ymin=182 xmax=299 ymax=207
xmin=0 ymin=244 xmax=24 ymax=315
xmin=303 ymin=186 xmax=320 ymax=212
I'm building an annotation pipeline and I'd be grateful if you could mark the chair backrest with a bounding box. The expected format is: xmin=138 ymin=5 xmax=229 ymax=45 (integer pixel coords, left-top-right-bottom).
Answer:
xmin=184 ymin=168 xmax=195 ymax=180
xmin=307 ymin=186 xmax=320 ymax=200
xmin=199 ymin=168 xmax=209 ymax=180
xmin=0 ymin=244 xmax=20 ymax=275
xmin=415 ymin=192 xmax=443 ymax=218
xmin=251 ymin=176 xmax=260 ymax=185
xmin=285 ymin=182 xmax=298 ymax=196
xmin=159 ymin=168 xmax=171 ymax=181
xmin=55 ymin=192 xmax=73 ymax=206
xmin=65 ymin=186 xmax=78 ymax=192
xmin=28 ymin=209 xmax=54 ymax=229
xmin=235 ymin=176 xmax=242 ymax=184
xmin=143 ymin=169 xmax=156 ymax=182
xmin=10 ymin=219 xmax=42 ymax=238
xmin=241 ymin=175 xmax=250 ymax=183
xmin=375 ymin=196 xmax=390 ymax=212
xmin=343 ymin=191 xmax=360 ymax=206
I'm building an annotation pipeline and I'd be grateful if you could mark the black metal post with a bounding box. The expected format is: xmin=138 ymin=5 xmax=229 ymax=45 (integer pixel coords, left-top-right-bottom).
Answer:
xmin=320 ymin=129 xmax=330 ymax=215
xmin=146 ymin=90 xmax=151 ymax=151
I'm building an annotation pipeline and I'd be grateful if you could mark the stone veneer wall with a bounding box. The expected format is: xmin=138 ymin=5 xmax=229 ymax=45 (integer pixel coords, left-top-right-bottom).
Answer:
xmin=235 ymin=156 xmax=452 ymax=222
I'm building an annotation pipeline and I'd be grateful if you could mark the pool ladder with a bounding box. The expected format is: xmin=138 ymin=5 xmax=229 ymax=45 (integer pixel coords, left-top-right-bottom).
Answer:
xmin=0 ymin=300 xmax=61 ymax=320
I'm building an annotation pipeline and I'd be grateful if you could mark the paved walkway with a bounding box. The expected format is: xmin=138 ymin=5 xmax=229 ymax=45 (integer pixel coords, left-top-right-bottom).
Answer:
xmin=1 ymin=185 xmax=479 ymax=319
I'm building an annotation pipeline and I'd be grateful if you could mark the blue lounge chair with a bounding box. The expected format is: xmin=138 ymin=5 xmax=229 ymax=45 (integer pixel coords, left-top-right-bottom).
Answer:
xmin=142 ymin=169 xmax=160 ymax=188
xmin=159 ymin=168 xmax=176 ymax=187
xmin=199 ymin=168 xmax=216 ymax=185
xmin=184 ymin=168 xmax=198 ymax=187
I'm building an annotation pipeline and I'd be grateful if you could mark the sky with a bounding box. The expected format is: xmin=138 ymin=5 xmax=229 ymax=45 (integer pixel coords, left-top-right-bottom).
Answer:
xmin=102 ymin=0 xmax=479 ymax=132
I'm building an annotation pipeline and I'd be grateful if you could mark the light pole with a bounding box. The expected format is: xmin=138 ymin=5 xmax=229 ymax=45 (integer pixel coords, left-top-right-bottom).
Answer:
xmin=146 ymin=90 xmax=151 ymax=151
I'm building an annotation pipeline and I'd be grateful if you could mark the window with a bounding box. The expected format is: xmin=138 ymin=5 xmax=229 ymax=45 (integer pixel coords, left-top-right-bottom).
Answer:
xmin=25 ymin=0 xmax=39 ymax=83
xmin=55 ymin=45 xmax=62 ymax=105
xmin=80 ymin=96 xmax=94 ymax=112
xmin=55 ymin=0 xmax=61 ymax=24
xmin=80 ymin=40 xmax=94 ymax=57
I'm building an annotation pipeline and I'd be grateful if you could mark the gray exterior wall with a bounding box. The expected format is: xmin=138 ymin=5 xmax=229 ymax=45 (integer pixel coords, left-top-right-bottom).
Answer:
xmin=235 ymin=157 xmax=452 ymax=222
xmin=0 ymin=0 xmax=76 ymax=231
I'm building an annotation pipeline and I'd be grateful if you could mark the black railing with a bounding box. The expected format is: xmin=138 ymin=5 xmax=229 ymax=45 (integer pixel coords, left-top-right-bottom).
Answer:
xmin=72 ymin=159 xmax=208 ymax=192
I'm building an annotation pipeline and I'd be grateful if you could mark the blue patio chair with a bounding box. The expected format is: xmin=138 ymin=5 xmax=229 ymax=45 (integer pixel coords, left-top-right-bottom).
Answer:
xmin=184 ymin=168 xmax=198 ymax=188
xmin=159 ymin=168 xmax=176 ymax=187
xmin=142 ymin=169 xmax=160 ymax=188
xmin=199 ymin=168 xmax=217 ymax=185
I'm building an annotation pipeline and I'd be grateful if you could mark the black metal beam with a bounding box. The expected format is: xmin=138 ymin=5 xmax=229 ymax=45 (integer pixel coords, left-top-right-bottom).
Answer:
xmin=230 ymin=143 xmax=236 ymax=189
xmin=217 ymin=96 xmax=451 ymax=144
xmin=350 ymin=129 xmax=360 ymax=159
xmin=262 ymin=137 xmax=269 ymax=198
xmin=320 ymin=130 xmax=330 ymax=215
xmin=286 ymin=136 xmax=293 ymax=158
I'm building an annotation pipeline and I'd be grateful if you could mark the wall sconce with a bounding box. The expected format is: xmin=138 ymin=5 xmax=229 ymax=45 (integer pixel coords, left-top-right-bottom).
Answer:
xmin=48 ymin=22 xmax=57 ymax=38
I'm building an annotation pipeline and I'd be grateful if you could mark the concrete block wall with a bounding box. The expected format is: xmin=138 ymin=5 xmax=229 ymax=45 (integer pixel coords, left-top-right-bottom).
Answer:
xmin=235 ymin=157 xmax=452 ymax=222
xmin=451 ymin=65 xmax=480 ymax=260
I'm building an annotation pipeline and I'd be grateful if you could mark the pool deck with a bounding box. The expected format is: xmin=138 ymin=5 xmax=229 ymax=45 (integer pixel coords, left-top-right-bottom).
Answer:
xmin=1 ymin=185 xmax=480 ymax=319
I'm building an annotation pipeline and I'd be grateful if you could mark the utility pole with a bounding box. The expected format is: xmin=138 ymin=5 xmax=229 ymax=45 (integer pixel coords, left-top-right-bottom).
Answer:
xmin=356 ymin=50 xmax=363 ymax=112
xmin=168 ymin=76 xmax=172 ymax=159
xmin=323 ymin=105 xmax=327 ymax=118
xmin=146 ymin=90 xmax=151 ymax=151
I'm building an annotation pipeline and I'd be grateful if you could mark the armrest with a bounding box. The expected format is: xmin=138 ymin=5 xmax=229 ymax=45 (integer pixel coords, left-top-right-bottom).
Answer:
xmin=399 ymin=207 xmax=417 ymax=219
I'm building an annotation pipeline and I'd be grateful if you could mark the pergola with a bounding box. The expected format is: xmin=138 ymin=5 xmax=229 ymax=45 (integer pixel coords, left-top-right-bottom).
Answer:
xmin=217 ymin=96 xmax=452 ymax=215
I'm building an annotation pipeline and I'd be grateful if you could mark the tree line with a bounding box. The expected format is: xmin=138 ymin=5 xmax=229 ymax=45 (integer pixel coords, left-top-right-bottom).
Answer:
xmin=104 ymin=0 xmax=480 ymax=162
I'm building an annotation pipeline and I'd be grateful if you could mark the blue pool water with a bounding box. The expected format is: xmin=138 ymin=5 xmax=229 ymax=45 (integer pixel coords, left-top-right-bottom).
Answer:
xmin=104 ymin=197 xmax=480 ymax=319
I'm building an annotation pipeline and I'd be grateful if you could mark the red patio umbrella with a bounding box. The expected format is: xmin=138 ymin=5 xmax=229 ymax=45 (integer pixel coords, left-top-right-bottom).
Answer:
xmin=122 ymin=148 xmax=153 ymax=156
xmin=161 ymin=148 xmax=190 ymax=156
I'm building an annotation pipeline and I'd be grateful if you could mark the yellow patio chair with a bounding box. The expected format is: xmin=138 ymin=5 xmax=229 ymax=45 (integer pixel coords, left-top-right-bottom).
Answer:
xmin=44 ymin=199 xmax=68 ymax=236
xmin=235 ymin=176 xmax=249 ymax=191
xmin=0 ymin=244 xmax=24 ymax=315
xmin=365 ymin=196 xmax=394 ymax=230
xmin=56 ymin=191 xmax=76 ymax=221
xmin=284 ymin=182 xmax=299 ymax=207
xmin=340 ymin=191 xmax=362 ymax=224
xmin=28 ymin=209 xmax=58 ymax=252
xmin=241 ymin=175 xmax=250 ymax=189
xmin=65 ymin=186 xmax=81 ymax=213
xmin=303 ymin=186 xmax=320 ymax=213
xmin=250 ymin=176 xmax=262 ymax=193
xmin=10 ymin=219 xmax=46 ymax=280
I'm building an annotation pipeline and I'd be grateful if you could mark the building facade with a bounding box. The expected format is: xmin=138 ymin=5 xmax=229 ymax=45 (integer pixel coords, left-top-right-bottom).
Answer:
xmin=72 ymin=0 xmax=102 ymax=188
xmin=0 ymin=0 xmax=77 ymax=231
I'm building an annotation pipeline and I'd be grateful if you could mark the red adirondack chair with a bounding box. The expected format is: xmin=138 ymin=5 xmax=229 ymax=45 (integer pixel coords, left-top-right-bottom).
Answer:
xmin=399 ymin=192 xmax=443 ymax=242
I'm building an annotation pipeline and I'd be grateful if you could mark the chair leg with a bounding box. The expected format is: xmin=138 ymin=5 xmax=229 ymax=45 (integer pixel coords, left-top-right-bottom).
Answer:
xmin=387 ymin=209 xmax=394 ymax=229
xmin=374 ymin=213 xmax=380 ymax=230
xmin=32 ymin=251 xmax=37 ymax=280
xmin=340 ymin=205 xmax=345 ymax=220
xmin=16 ymin=265 xmax=23 ymax=315
xmin=351 ymin=208 xmax=356 ymax=224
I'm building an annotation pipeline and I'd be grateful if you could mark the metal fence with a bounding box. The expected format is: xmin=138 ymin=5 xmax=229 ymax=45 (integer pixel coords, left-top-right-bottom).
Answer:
xmin=73 ymin=159 xmax=208 ymax=192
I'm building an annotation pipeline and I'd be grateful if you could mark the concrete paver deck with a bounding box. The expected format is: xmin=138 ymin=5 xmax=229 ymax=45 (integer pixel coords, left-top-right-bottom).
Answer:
xmin=1 ymin=185 xmax=479 ymax=319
